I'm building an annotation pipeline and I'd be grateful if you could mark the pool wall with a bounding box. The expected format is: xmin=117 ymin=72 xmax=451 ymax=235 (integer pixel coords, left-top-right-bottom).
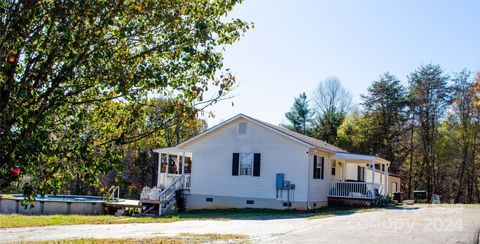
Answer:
xmin=0 ymin=196 xmax=104 ymax=215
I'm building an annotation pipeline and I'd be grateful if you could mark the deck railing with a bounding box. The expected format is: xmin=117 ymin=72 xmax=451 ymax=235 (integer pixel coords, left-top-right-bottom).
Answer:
xmin=328 ymin=181 xmax=381 ymax=199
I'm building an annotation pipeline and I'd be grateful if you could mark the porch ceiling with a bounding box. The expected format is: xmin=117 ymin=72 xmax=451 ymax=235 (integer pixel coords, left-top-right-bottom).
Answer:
xmin=153 ymin=147 xmax=192 ymax=157
xmin=332 ymin=152 xmax=390 ymax=165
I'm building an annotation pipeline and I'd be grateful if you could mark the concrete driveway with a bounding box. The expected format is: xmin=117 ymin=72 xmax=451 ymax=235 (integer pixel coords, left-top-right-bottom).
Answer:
xmin=1 ymin=205 xmax=480 ymax=243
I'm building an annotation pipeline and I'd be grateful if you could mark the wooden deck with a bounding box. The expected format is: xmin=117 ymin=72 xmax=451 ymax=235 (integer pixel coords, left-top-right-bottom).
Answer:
xmin=105 ymin=199 xmax=141 ymax=208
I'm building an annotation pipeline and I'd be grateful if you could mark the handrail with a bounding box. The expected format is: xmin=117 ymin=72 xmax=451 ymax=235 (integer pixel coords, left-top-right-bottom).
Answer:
xmin=106 ymin=185 xmax=120 ymax=201
xmin=159 ymin=174 xmax=184 ymax=199
xmin=158 ymin=174 xmax=185 ymax=215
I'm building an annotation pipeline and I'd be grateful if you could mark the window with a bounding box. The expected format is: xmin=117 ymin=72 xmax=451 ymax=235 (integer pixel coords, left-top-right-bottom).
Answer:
xmin=392 ymin=182 xmax=398 ymax=193
xmin=238 ymin=122 xmax=247 ymax=135
xmin=357 ymin=166 xmax=365 ymax=182
xmin=331 ymin=160 xmax=336 ymax=176
xmin=313 ymin=155 xmax=324 ymax=179
xmin=232 ymin=153 xmax=261 ymax=176
xmin=374 ymin=164 xmax=386 ymax=171
xmin=240 ymin=153 xmax=253 ymax=175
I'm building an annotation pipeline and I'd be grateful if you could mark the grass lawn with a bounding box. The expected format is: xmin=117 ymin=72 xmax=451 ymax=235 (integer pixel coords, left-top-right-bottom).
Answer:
xmin=23 ymin=233 xmax=249 ymax=244
xmin=1 ymin=207 xmax=380 ymax=229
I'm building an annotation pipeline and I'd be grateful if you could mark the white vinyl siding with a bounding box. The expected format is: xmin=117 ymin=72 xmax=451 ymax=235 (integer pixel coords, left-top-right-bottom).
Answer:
xmin=308 ymin=151 xmax=331 ymax=203
xmin=184 ymin=118 xmax=310 ymax=202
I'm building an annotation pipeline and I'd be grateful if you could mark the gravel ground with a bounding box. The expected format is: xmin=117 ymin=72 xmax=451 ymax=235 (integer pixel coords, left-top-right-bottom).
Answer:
xmin=1 ymin=205 xmax=480 ymax=244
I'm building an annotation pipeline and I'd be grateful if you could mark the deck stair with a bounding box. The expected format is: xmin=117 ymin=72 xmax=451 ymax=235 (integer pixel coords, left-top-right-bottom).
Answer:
xmin=140 ymin=174 xmax=190 ymax=216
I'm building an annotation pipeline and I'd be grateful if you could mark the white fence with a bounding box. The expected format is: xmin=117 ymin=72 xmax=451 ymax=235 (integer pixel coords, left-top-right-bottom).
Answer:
xmin=328 ymin=181 xmax=382 ymax=199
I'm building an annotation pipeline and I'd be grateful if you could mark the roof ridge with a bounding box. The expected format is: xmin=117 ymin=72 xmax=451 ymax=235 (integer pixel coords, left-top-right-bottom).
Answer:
xmin=239 ymin=114 xmax=346 ymax=153
xmin=177 ymin=113 xmax=346 ymax=153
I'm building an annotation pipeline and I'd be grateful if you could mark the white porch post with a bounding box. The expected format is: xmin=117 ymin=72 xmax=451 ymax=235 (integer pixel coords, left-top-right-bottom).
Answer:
xmin=380 ymin=165 xmax=383 ymax=185
xmin=176 ymin=154 xmax=180 ymax=175
xmin=165 ymin=153 xmax=170 ymax=185
xmin=157 ymin=153 xmax=162 ymax=187
xmin=182 ymin=152 xmax=185 ymax=175
xmin=371 ymin=160 xmax=375 ymax=197
xmin=182 ymin=152 xmax=186 ymax=188
xmin=342 ymin=161 xmax=346 ymax=181
xmin=385 ymin=163 xmax=389 ymax=194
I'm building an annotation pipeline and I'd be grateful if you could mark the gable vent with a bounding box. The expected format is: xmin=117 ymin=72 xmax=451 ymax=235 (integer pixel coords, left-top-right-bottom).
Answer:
xmin=238 ymin=122 xmax=247 ymax=135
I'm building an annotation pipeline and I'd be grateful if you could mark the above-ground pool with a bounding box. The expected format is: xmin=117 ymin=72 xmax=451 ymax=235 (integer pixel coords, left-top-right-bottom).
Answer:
xmin=0 ymin=194 xmax=106 ymax=215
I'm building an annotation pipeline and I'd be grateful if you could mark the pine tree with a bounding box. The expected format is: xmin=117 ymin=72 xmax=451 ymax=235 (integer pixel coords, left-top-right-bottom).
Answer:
xmin=284 ymin=93 xmax=312 ymax=135
xmin=360 ymin=73 xmax=408 ymax=172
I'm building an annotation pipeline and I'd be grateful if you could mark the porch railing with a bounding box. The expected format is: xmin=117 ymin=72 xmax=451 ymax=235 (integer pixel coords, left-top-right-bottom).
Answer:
xmin=328 ymin=181 xmax=381 ymax=199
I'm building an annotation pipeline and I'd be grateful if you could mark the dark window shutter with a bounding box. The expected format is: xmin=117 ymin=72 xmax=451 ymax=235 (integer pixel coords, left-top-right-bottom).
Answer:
xmin=313 ymin=155 xmax=318 ymax=179
xmin=232 ymin=153 xmax=239 ymax=176
xmin=321 ymin=157 xmax=324 ymax=179
xmin=253 ymin=153 xmax=261 ymax=177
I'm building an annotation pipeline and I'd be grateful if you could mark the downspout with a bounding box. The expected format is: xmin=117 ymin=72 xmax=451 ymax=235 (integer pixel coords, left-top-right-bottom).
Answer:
xmin=306 ymin=149 xmax=312 ymax=210
xmin=371 ymin=159 xmax=375 ymax=198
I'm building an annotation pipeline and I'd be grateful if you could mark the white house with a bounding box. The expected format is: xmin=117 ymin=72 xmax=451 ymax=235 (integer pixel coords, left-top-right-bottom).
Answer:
xmin=143 ymin=114 xmax=397 ymax=214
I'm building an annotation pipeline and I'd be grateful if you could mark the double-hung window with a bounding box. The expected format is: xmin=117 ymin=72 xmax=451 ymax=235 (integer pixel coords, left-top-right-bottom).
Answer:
xmin=313 ymin=155 xmax=324 ymax=179
xmin=232 ymin=153 xmax=261 ymax=177
xmin=331 ymin=160 xmax=336 ymax=176
xmin=240 ymin=153 xmax=253 ymax=175
xmin=357 ymin=166 xmax=365 ymax=182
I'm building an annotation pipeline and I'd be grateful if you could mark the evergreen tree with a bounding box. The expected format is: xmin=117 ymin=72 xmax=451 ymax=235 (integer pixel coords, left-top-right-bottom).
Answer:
xmin=360 ymin=73 xmax=408 ymax=172
xmin=284 ymin=93 xmax=312 ymax=135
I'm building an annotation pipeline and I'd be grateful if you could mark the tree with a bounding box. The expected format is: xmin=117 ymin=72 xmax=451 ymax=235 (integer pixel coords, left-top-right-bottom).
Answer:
xmin=283 ymin=92 xmax=312 ymax=135
xmin=64 ymin=98 xmax=208 ymax=199
xmin=336 ymin=108 xmax=370 ymax=153
xmin=312 ymin=77 xmax=352 ymax=144
xmin=360 ymin=73 xmax=408 ymax=172
xmin=408 ymin=64 xmax=450 ymax=201
xmin=449 ymin=70 xmax=478 ymax=202
xmin=0 ymin=1 xmax=250 ymax=200
xmin=474 ymin=71 xmax=480 ymax=107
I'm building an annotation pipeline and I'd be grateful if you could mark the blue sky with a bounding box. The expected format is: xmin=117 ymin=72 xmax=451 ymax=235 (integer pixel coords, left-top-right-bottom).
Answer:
xmin=203 ymin=0 xmax=480 ymax=127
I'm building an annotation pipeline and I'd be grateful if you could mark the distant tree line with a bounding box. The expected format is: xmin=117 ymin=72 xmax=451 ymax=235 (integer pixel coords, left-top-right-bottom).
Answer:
xmin=284 ymin=64 xmax=480 ymax=203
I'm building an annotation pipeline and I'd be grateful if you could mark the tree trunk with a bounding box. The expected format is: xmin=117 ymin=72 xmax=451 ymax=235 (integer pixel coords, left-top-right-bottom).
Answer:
xmin=408 ymin=116 xmax=415 ymax=199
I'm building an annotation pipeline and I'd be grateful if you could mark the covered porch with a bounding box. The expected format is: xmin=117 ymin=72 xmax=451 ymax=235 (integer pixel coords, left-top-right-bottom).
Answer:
xmin=153 ymin=147 xmax=192 ymax=189
xmin=140 ymin=147 xmax=192 ymax=215
xmin=328 ymin=153 xmax=390 ymax=200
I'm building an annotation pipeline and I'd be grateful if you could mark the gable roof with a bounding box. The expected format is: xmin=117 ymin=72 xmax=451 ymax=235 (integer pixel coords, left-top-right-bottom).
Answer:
xmin=177 ymin=113 xmax=346 ymax=153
